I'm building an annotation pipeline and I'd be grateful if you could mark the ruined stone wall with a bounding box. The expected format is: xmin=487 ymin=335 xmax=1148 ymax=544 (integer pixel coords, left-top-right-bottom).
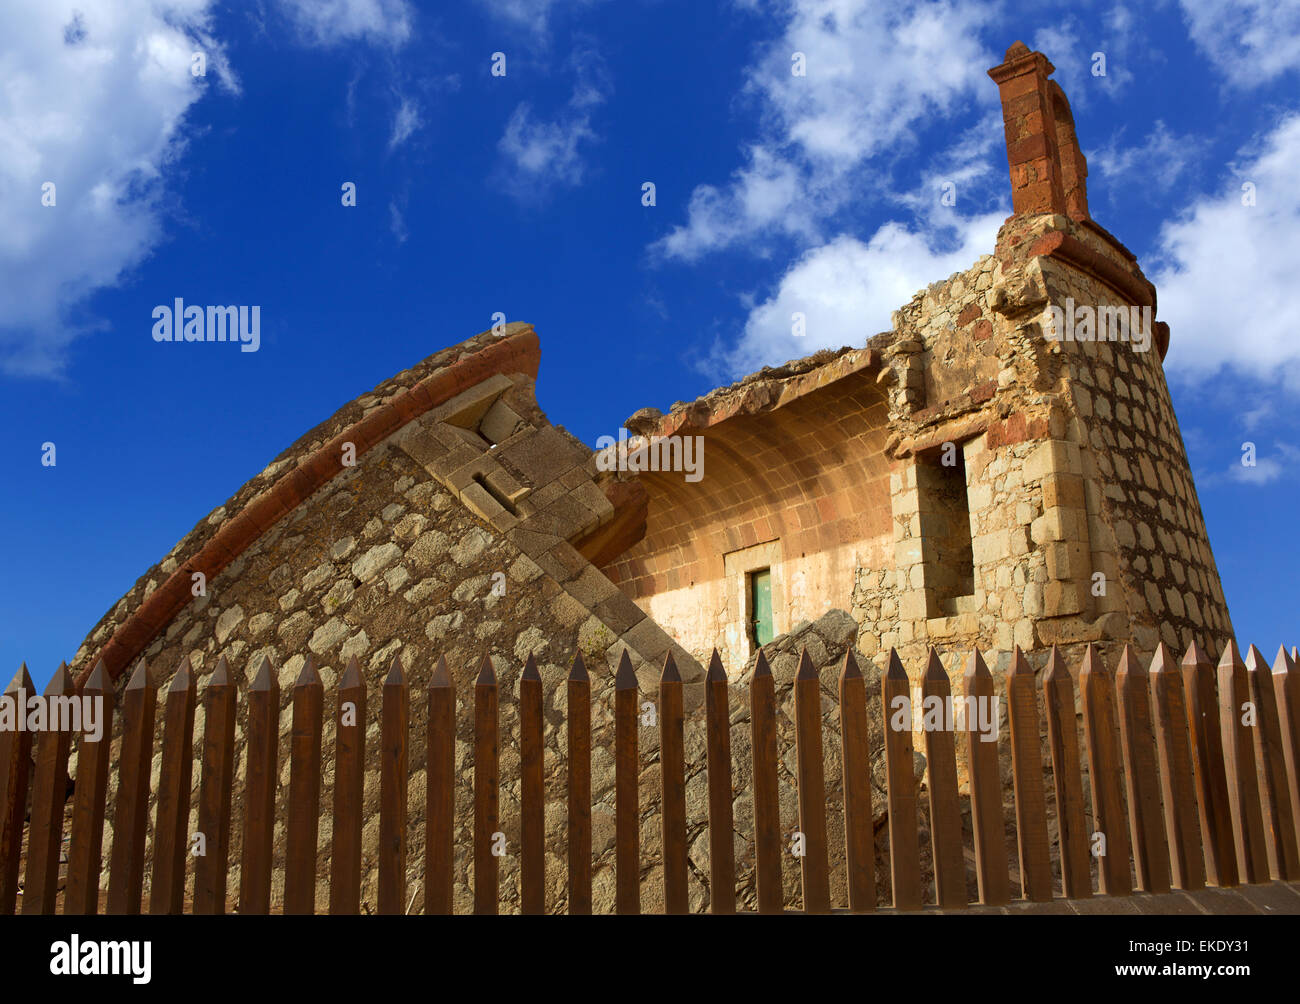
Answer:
xmin=66 ymin=337 xmax=706 ymax=914
xmin=853 ymin=248 xmax=1054 ymax=671
xmin=604 ymin=355 xmax=893 ymax=676
xmin=68 ymin=327 xmax=543 ymax=688
xmin=83 ymin=438 xmax=601 ymax=912
xmin=1035 ymin=224 xmax=1233 ymax=655
xmin=846 ymin=208 xmax=1232 ymax=756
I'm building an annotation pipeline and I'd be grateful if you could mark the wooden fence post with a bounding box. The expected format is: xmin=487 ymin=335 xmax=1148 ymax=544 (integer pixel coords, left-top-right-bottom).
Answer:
xmin=0 ymin=664 xmax=35 ymax=915
xmin=751 ymin=651 xmax=782 ymax=915
xmin=793 ymin=649 xmax=831 ymax=914
xmin=426 ymin=655 xmax=455 ymax=916
xmin=921 ymin=650 xmax=965 ymax=908
xmin=520 ymin=653 xmax=545 ymax=915
xmin=1245 ymin=645 xmax=1300 ymax=880
xmin=65 ymin=662 xmax=114 ymax=915
xmin=150 ymin=657 xmax=197 ymax=914
xmin=1217 ymin=642 xmax=1268 ymax=883
xmin=567 ymin=653 xmax=592 ymax=915
xmin=193 ymin=656 xmax=237 ymax=915
xmin=883 ymin=649 xmax=922 ymax=910
xmin=1273 ymin=646 xmax=1300 ymax=847
xmin=1005 ymin=648 xmax=1051 ymax=901
xmin=1043 ymin=647 xmax=1091 ymax=899
xmin=1080 ymin=645 xmax=1132 ymax=896
xmin=22 ymin=665 xmax=77 ymax=914
xmin=1149 ymin=645 xmax=1204 ymax=891
xmin=614 ymin=651 xmax=640 ymax=915
xmin=238 ymin=656 xmax=279 ymax=915
xmin=966 ymin=650 xmax=1010 ymax=905
xmin=379 ymin=656 xmax=409 ymax=915
xmin=106 ymin=661 xmax=156 ymax=915
xmin=329 ymin=657 xmax=366 ymax=915
xmin=839 ymin=651 xmax=876 ymax=912
xmin=705 ymin=650 xmax=736 ymax=915
xmin=1182 ymin=642 xmax=1237 ymax=887
xmin=284 ymin=656 xmax=324 ymax=915
xmin=474 ymin=654 xmax=499 ymax=915
xmin=1114 ymin=645 xmax=1171 ymax=894
xmin=660 ymin=652 xmax=688 ymax=915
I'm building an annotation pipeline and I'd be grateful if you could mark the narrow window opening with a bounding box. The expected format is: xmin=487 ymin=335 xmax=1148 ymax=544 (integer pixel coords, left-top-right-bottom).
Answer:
xmin=917 ymin=448 xmax=976 ymax=616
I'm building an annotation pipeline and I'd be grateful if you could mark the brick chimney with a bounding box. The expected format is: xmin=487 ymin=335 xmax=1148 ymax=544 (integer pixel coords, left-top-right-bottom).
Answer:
xmin=988 ymin=41 xmax=1090 ymax=221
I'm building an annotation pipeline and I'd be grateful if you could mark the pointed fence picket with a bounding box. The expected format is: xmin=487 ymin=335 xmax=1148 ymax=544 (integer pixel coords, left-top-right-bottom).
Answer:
xmin=966 ymin=651 xmax=1010 ymax=906
xmin=22 ymin=666 xmax=76 ymax=914
xmin=1006 ymin=648 xmax=1052 ymax=902
xmin=285 ymin=657 xmax=323 ymax=915
xmin=65 ymin=664 xmax=113 ymax=915
xmin=473 ymin=655 xmax=499 ymax=916
xmin=658 ymin=653 xmax=688 ymax=915
xmin=705 ymin=650 xmax=737 ymax=915
xmin=1150 ymin=644 xmax=1205 ymax=891
xmin=566 ymin=653 xmax=592 ymax=915
xmin=1184 ymin=642 xmax=1238 ymax=887
xmin=838 ymin=652 xmax=876 ymax=913
xmin=4 ymin=635 xmax=1300 ymax=916
xmin=793 ymin=650 xmax=831 ymax=914
xmin=106 ymin=662 xmax=155 ymax=915
xmin=921 ymin=651 xmax=965 ymax=909
xmin=150 ymin=658 xmax=195 ymax=915
xmin=193 ymin=656 xmax=236 ymax=914
xmin=520 ymin=654 xmax=545 ymax=915
xmin=329 ymin=657 xmax=366 ymax=915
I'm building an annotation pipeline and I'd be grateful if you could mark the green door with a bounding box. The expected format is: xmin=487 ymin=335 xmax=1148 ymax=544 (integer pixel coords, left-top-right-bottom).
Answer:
xmin=750 ymin=569 xmax=773 ymax=648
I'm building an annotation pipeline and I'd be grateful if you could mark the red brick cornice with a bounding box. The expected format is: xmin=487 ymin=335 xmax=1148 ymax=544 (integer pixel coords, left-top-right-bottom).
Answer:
xmin=74 ymin=328 xmax=541 ymax=688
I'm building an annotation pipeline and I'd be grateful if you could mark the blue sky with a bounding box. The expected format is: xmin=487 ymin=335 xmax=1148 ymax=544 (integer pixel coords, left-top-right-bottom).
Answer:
xmin=3 ymin=0 xmax=1299 ymax=688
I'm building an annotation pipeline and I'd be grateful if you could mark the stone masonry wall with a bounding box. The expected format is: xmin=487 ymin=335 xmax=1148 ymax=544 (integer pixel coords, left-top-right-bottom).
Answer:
xmin=1035 ymin=230 xmax=1233 ymax=655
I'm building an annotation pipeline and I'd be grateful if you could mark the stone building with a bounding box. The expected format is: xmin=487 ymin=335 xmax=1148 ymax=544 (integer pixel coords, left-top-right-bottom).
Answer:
xmin=61 ymin=42 xmax=1233 ymax=912
xmin=601 ymin=40 xmax=1232 ymax=675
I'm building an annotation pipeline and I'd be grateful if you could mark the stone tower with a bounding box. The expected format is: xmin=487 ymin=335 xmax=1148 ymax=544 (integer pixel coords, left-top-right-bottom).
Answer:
xmin=601 ymin=41 xmax=1233 ymax=675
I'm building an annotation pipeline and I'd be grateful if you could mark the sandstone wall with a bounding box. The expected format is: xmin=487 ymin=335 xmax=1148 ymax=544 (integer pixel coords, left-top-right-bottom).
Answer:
xmin=604 ymin=352 xmax=893 ymax=675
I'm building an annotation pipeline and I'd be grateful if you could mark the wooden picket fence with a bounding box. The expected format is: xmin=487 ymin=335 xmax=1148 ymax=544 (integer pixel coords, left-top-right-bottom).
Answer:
xmin=2 ymin=638 xmax=1300 ymax=914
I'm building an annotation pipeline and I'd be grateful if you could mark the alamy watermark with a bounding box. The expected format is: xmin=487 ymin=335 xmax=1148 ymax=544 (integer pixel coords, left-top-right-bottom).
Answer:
xmin=0 ymin=688 xmax=104 ymax=742
xmin=50 ymin=936 xmax=150 ymax=984
xmin=595 ymin=428 xmax=704 ymax=483
xmin=152 ymin=299 xmax=261 ymax=353
xmin=1045 ymin=297 xmax=1153 ymax=353
xmin=889 ymin=690 xmax=1000 ymax=742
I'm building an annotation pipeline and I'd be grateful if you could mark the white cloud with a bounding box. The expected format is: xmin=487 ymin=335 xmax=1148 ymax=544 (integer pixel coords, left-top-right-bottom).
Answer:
xmin=276 ymin=0 xmax=414 ymax=48
xmin=498 ymin=104 xmax=596 ymax=191
xmin=389 ymin=199 xmax=408 ymax=242
xmin=1031 ymin=6 xmax=1137 ymax=105
xmin=477 ymin=0 xmax=600 ymax=36
xmin=1153 ymin=114 xmax=1300 ymax=392
xmin=1229 ymin=457 xmax=1283 ymax=485
xmin=388 ymin=97 xmax=423 ymax=149
xmin=0 ymin=0 xmax=421 ymax=378
xmin=0 ymin=0 xmax=235 ymax=377
xmin=1178 ymin=0 xmax=1300 ymax=87
xmin=652 ymin=0 xmax=998 ymax=262
xmin=719 ymin=211 xmax=1004 ymax=377
xmin=1090 ymin=120 xmax=1207 ymax=193
xmin=495 ymin=47 xmax=608 ymax=199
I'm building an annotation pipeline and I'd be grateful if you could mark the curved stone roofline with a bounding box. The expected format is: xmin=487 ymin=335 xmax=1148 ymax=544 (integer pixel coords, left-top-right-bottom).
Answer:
xmin=73 ymin=326 xmax=541 ymax=689
xmin=608 ymin=345 xmax=884 ymax=453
